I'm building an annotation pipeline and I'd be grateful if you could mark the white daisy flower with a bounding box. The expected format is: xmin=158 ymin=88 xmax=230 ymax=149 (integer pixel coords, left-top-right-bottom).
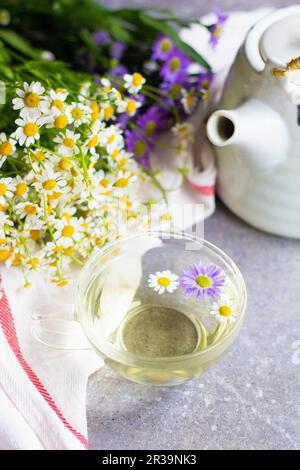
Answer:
xmin=100 ymin=125 xmax=124 ymax=152
xmin=148 ymin=270 xmax=179 ymax=294
xmin=181 ymin=89 xmax=198 ymax=114
xmin=14 ymin=176 xmax=28 ymax=198
xmin=0 ymin=132 xmax=16 ymax=167
xmin=124 ymin=73 xmax=146 ymax=94
xmin=209 ymin=295 xmax=238 ymax=323
xmin=101 ymin=102 xmax=115 ymax=121
xmin=13 ymin=116 xmax=46 ymax=146
xmin=113 ymin=170 xmax=137 ymax=194
xmin=172 ymin=122 xmax=194 ymax=141
xmin=53 ymin=216 xmax=84 ymax=247
xmin=15 ymin=202 xmax=40 ymax=224
xmin=12 ymin=81 xmax=48 ymax=119
xmin=117 ymin=98 xmax=141 ymax=116
xmin=32 ymin=167 xmax=67 ymax=195
xmin=0 ymin=177 xmax=15 ymax=204
xmin=0 ymin=211 xmax=14 ymax=231
xmin=101 ymin=78 xmax=112 ymax=92
xmin=48 ymin=89 xmax=68 ymax=115
xmin=54 ymin=130 xmax=80 ymax=156
xmin=67 ymin=102 xmax=90 ymax=126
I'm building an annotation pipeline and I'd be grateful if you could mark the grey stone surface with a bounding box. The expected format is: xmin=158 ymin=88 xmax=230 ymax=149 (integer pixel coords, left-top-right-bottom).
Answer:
xmin=86 ymin=0 xmax=300 ymax=450
xmin=86 ymin=203 xmax=300 ymax=450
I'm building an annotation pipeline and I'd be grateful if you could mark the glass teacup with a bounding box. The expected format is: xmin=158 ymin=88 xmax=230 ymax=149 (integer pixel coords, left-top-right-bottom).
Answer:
xmin=33 ymin=231 xmax=247 ymax=386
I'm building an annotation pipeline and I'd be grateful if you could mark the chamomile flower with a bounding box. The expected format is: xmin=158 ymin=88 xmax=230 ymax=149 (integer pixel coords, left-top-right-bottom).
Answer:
xmin=181 ymin=89 xmax=198 ymax=114
xmin=113 ymin=170 xmax=137 ymax=194
xmin=14 ymin=176 xmax=28 ymax=198
xmin=0 ymin=177 xmax=15 ymax=204
xmin=101 ymin=103 xmax=115 ymax=121
xmin=54 ymin=130 xmax=80 ymax=156
xmin=101 ymin=125 xmax=124 ymax=152
xmin=117 ymin=98 xmax=141 ymax=117
xmin=13 ymin=116 xmax=45 ymax=146
xmin=12 ymin=81 xmax=47 ymax=119
xmin=172 ymin=122 xmax=195 ymax=141
xmin=0 ymin=211 xmax=14 ymax=232
xmin=209 ymin=295 xmax=238 ymax=323
xmin=148 ymin=270 xmax=179 ymax=294
xmin=124 ymin=73 xmax=146 ymax=94
xmin=32 ymin=167 xmax=67 ymax=195
xmin=48 ymin=89 xmax=68 ymax=115
xmin=53 ymin=216 xmax=84 ymax=247
xmin=0 ymin=133 xmax=16 ymax=166
xmin=15 ymin=202 xmax=41 ymax=227
xmin=67 ymin=102 xmax=90 ymax=126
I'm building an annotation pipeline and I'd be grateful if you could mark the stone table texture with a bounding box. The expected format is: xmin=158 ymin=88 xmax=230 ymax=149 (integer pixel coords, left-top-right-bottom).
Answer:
xmin=86 ymin=0 xmax=300 ymax=450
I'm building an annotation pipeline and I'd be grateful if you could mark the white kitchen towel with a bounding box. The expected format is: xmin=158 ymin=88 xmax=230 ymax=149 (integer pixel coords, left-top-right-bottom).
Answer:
xmin=0 ymin=9 xmax=270 ymax=450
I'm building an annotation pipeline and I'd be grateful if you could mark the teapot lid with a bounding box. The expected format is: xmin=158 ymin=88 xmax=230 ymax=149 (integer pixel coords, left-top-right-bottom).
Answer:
xmin=260 ymin=14 xmax=300 ymax=66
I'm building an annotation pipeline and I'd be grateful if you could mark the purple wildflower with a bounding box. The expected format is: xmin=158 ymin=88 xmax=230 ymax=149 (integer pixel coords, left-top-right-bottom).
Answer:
xmin=111 ymin=41 xmax=126 ymax=60
xmin=179 ymin=262 xmax=225 ymax=300
xmin=152 ymin=35 xmax=174 ymax=61
xmin=160 ymin=49 xmax=191 ymax=83
xmin=209 ymin=10 xmax=228 ymax=47
xmin=93 ymin=30 xmax=111 ymax=46
xmin=137 ymin=106 xmax=168 ymax=137
xmin=160 ymin=81 xmax=187 ymax=106
xmin=125 ymin=129 xmax=154 ymax=168
xmin=108 ymin=64 xmax=129 ymax=78
xmin=197 ymin=71 xmax=214 ymax=91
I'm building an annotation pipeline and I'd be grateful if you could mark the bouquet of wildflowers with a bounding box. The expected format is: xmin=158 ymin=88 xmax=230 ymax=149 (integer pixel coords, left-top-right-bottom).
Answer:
xmin=0 ymin=73 xmax=153 ymax=286
xmin=0 ymin=1 xmax=227 ymax=286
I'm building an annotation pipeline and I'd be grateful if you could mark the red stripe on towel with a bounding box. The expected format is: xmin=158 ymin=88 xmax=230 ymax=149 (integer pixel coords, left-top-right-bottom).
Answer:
xmin=0 ymin=278 xmax=88 ymax=449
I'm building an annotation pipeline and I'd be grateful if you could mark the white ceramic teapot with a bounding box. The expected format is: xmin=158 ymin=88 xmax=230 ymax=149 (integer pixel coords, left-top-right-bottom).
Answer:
xmin=206 ymin=6 xmax=300 ymax=239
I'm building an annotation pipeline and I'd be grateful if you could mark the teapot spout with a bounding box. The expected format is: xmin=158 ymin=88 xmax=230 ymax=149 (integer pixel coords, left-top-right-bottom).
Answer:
xmin=206 ymin=98 xmax=289 ymax=171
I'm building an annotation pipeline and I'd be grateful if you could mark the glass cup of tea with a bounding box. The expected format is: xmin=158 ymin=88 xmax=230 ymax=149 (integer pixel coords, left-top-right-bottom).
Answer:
xmin=32 ymin=231 xmax=247 ymax=386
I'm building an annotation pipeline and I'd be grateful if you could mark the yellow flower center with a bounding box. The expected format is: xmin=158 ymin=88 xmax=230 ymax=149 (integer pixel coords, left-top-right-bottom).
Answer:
xmin=161 ymin=38 xmax=172 ymax=53
xmin=57 ymin=279 xmax=69 ymax=287
xmin=111 ymin=148 xmax=119 ymax=160
xmin=0 ymin=141 xmax=13 ymax=156
xmin=170 ymin=57 xmax=181 ymax=72
xmin=135 ymin=140 xmax=147 ymax=156
xmin=63 ymin=137 xmax=75 ymax=148
xmin=90 ymin=102 xmax=99 ymax=113
xmin=0 ymin=238 xmax=6 ymax=245
xmin=71 ymin=107 xmax=83 ymax=120
xmin=33 ymin=150 xmax=45 ymax=161
xmin=178 ymin=124 xmax=188 ymax=134
xmin=16 ymin=182 xmax=28 ymax=196
xmin=195 ymin=275 xmax=212 ymax=288
xmin=213 ymin=25 xmax=222 ymax=39
xmin=157 ymin=276 xmax=170 ymax=287
xmin=43 ymin=179 xmax=57 ymax=191
xmin=186 ymin=93 xmax=195 ymax=108
xmin=126 ymin=100 xmax=138 ymax=114
xmin=100 ymin=178 xmax=109 ymax=188
xmin=145 ymin=121 xmax=156 ymax=137
xmin=51 ymin=99 xmax=64 ymax=111
xmin=62 ymin=225 xmax=75 ymax=237
xmin=59 ymin=158 xmax=72 ymax=171
xmin=160 ymin=213 xmax=173 ymax=221
xmin=119 ymin=158 xmax=127 ymax=167
xmin=107 ymin=134 xmax=116 ymax=144
xmin=64 ymin=247 xmax=74 ymax=256
xmin=25 ymin=204 xmax=37 ymax=215
xmin=219 ymin=305 xmax=232 ymax=317
xmin=12 ymin=253 xmax=23 ymax=266
xmin=24 ymin=123 xmax=39 ymax=137
xmin=48 ymin=191 xmax=62 ymax=201
xmin=0 ymin=249 xmax=10 ymax=261
xmin=104 ymin=105 xmax=114 ymax=120
xmin=30 ymin=229 xmax=41 ymax=241
xmin=54 ymin=115 xmax=68 ymax=129
xmin=132 ymin=72 xmax=144 ymax=87
xmin=0 ymin=204 xmax=6 ymax=212
xmin=170 ymin=84 xmax=182 ymax=95
xmin=0 ymin=183 xmax=7 ymax=196
xmin=88 ymin=135 xmax=98 ymax=148
xmin=115 ymin=178 xmax=128 ymax=188
xmin=24 ymin=92 xmax=40 ymax=108
xmin=28 ymin=257 xmax=40 ymax=267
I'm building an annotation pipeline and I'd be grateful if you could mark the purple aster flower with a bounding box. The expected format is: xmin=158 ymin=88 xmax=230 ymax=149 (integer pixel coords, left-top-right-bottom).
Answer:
xmin=197 ymin=71 xmax=214 ymax=91
xmin=93 ymin=30 xmax=111 ymax=46
xmin=125 ymin=129 xmax=154 ymax=168
xmin=179 ymin=262 xmax=225 ymax=300
xmin=209 ymin=10 xmax=228 ymax=47
xmin=160 ymin=49 xmax=191 ymax=83
xmin=152 ymin=35 xmax=174 ymax=61
xmin=160 ymin=81 xmax=187 ymax=106
xmin=108 ymin=64 xmax=129 ymax=79
xmin=111 ymin=41 xmax=126 ymax=60
xmin=137 ymin=106 xmax=169 ymax=137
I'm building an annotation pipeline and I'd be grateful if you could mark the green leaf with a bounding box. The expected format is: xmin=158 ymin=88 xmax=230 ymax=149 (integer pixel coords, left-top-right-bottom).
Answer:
xmin=139 ymin=13 xmax=211 ymax=70
xmin=0 ymin=63 xmax=14 ymax=79
xmin=0 ymin=29 xmax=41 ymax=59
